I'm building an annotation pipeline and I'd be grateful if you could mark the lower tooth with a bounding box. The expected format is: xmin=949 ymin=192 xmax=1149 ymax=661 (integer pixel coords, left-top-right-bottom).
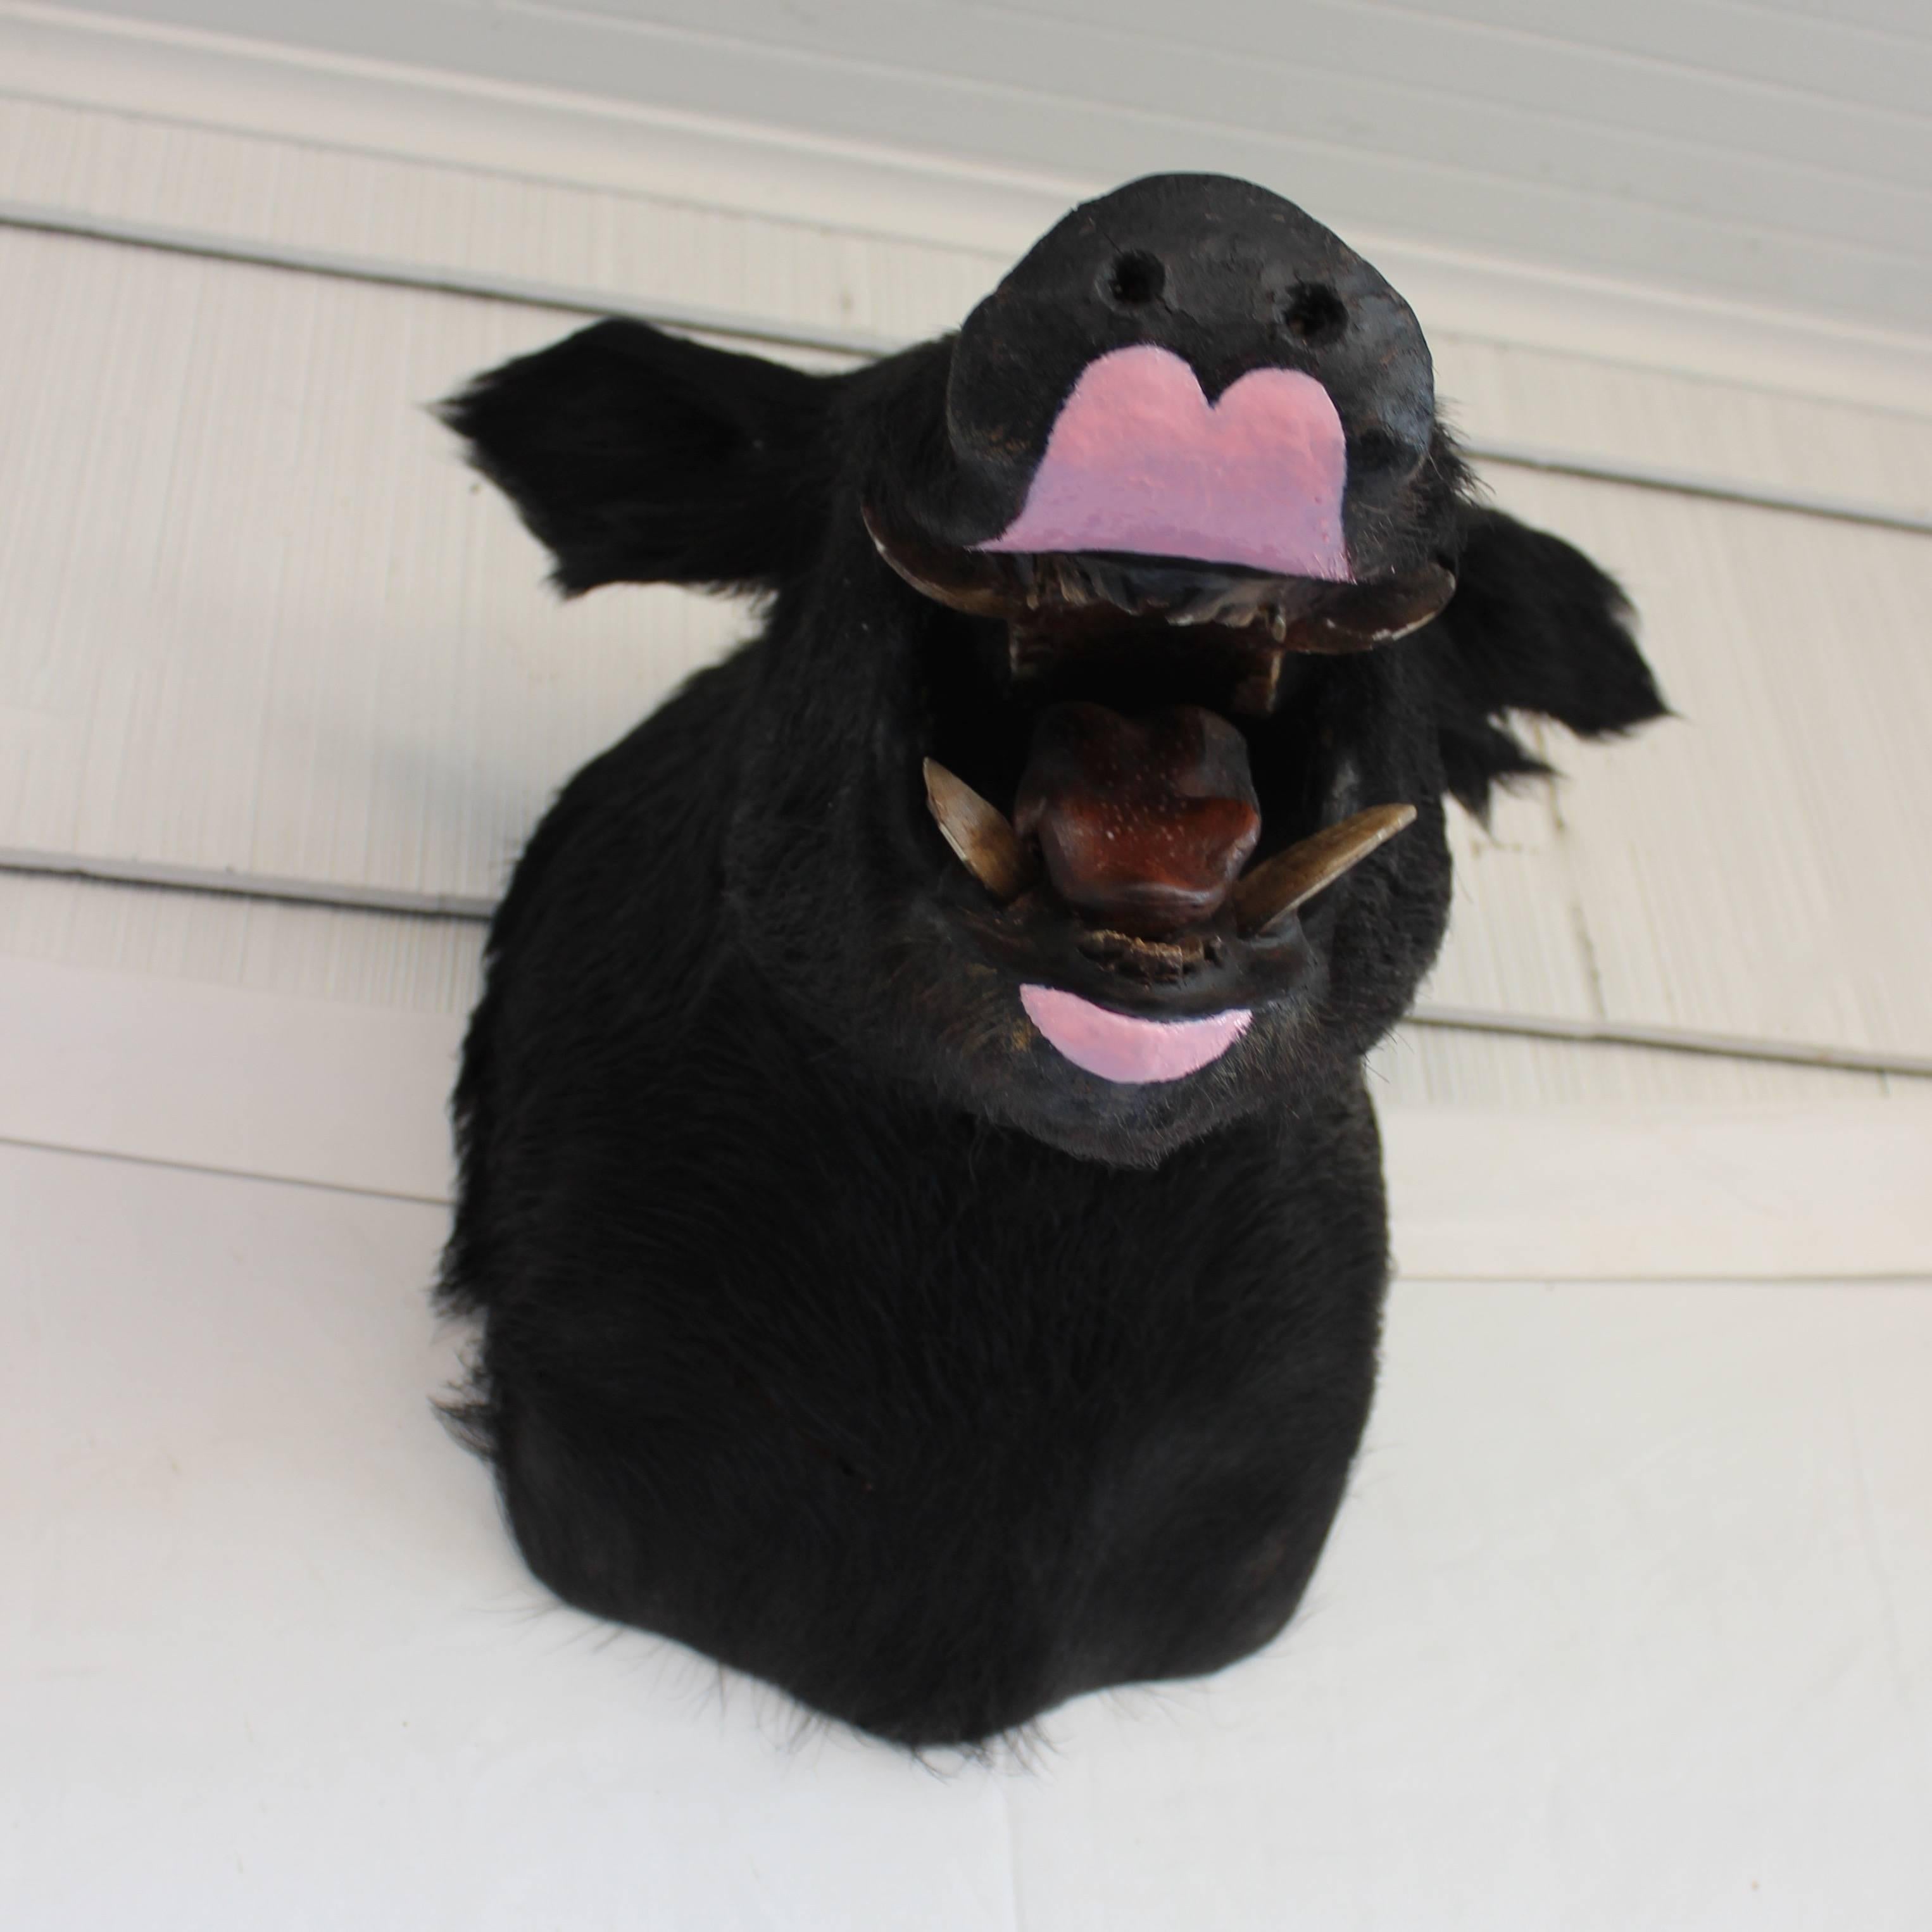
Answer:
xmin=1233 ymin=803 xmax=1417 ymax=934
xmin=1231 ymin=653 xmax=1284 ymax=717
xmin=922 ymin=759 xmax=1038 ymax=902
xmin=1007 ymin=629 xmax=1051 ymax=684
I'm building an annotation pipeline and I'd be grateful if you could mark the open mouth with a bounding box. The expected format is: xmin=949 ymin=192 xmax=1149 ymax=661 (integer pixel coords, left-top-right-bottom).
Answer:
xmin=868 ymin=505 xmax=1448 ymax=1084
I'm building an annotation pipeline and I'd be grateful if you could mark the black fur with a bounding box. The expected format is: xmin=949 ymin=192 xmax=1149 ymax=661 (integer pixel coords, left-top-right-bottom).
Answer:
xmin=442 ymin=322 xmax=832 ymax=593
xmin=438 ymin=176 xmax=1665 ymax=1748
xmin=1431 ymin=508 xmax=1667 ymax=813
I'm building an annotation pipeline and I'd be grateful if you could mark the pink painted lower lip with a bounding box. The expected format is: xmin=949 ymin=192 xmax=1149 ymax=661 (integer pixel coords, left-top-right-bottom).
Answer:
xmin=1020 ymin=984 xmax=1251 ymax=1085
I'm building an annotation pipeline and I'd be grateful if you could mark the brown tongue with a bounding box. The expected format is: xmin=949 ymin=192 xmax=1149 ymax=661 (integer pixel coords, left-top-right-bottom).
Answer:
xmin=1013 ymin=703 xmax=1262 ymax=936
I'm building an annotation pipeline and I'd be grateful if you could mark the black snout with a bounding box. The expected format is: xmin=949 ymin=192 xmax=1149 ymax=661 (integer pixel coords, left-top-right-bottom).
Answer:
xmin=925 ymin=173 xmax=1438 ymax=575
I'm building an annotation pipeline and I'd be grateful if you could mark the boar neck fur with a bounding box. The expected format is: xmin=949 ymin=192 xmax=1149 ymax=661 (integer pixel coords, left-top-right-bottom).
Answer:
xmin=437 ymin=260 xmax=1664 ymax=1747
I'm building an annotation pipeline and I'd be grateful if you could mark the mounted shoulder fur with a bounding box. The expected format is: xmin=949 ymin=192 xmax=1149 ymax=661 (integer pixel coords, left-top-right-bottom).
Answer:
xmin=439 ymin=172 xmax=1665 ymax=1748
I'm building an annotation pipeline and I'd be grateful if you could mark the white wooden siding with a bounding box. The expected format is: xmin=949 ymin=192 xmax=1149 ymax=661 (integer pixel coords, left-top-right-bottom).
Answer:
xmin=1 ymin=869 xmax=1912 ymax=1115
xmin=9 ymin=1130 xmax=1931 ymax=1926
xmin=28 ymin=0 xmax=1932 ymax=337
xmin=3 ymin=210 xmax=1929 ymax=1079
xmin=5 ymin=23 xmax=1932 ymax=1916
xmin=6 ymin=36 xmax=1932 ymax=1123
xmin=4 ymin=80 xmax=1931 ymax=510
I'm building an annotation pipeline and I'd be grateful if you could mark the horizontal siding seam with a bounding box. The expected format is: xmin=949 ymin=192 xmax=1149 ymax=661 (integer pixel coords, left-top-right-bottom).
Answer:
xmin=6 ymin=202 xmax=1931 ymax=534
xmin=8 ymin=851 xmax=1932 ymax=1081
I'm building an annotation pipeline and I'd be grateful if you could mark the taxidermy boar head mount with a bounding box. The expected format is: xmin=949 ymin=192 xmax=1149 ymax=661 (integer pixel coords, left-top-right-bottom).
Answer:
xmin=446 ymin=173 xmax=1663 ymax=1164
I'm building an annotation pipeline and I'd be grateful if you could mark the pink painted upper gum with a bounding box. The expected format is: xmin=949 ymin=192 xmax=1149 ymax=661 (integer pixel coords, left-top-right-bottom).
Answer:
xmin=977 ymin=345 xmax=1351 ymax=580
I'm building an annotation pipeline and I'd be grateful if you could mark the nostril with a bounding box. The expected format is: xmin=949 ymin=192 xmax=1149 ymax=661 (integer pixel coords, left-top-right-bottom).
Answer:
xmin=1281 ymin=282 xmax=1348 ymax=346
xmin=1105 ymin=251 xmax=1167 ymax=308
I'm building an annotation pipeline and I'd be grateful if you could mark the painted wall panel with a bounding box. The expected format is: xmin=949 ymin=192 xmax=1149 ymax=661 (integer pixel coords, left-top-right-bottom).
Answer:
xmin=4 ymin=222 xmax=1930 ymax=1062
xmin=8 ymin=1132 xmax=1931 ymax=1925
xmin=35 ymin=0 xmax=1932 ymax=334
xmin=1476 ymin=467 xmax=1932 ymax=1055
xmin=5 ymin=15 xmax=1930 ymax=1914
xmin=0 ymin=872 xmax=1910 ymax=1113
xmin=8 ymin=86 xmax=1931 ymax=503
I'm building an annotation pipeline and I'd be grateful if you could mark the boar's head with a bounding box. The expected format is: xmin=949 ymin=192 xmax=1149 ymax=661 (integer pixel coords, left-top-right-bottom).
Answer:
xmin=447 ymin=173 xmax=1663 ymax=1164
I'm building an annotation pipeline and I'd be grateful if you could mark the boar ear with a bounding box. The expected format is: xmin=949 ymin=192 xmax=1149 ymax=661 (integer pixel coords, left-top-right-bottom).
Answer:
xmin=442 ymin=319 xmax=834 ymax=593
xmin=1429 ymin=506 xmax=1668 ymax=813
